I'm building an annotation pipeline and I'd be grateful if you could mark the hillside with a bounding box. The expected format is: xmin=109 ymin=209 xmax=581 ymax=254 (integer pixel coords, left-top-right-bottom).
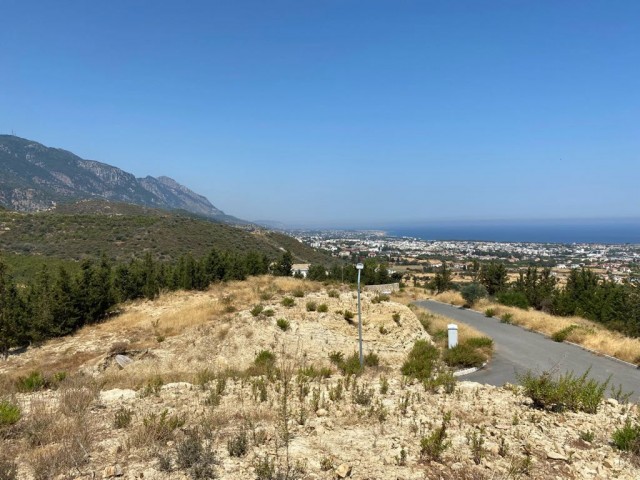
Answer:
xmin=0 ymin=200 xmax=332 ymax=265
xmin=0 ymin=135 xmax=240 ymax=222
xmin=0 ymin=277 xmax=638 ymax=479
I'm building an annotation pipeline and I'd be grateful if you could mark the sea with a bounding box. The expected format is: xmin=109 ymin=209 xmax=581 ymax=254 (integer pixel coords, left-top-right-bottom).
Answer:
xmin=385 ymin=219 xmax=640 ymax=245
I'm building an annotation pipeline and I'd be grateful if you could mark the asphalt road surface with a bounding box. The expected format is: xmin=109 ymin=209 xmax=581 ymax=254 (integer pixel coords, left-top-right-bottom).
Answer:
xmin=415 ymin=300 xmax=640 ymax=401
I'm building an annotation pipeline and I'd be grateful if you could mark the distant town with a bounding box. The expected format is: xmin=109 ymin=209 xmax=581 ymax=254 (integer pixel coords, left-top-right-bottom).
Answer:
xmin=290 ymin=229 xmax=640 ymax=284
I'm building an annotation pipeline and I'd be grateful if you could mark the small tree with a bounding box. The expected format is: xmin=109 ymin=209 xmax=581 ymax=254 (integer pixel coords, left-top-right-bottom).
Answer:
xmin=273 ymin=251 xmax=293 ymax=277
xmin=431 ymin=262 xmax=453 ymax=294
xmin=460 ymin=283 xmax=487 ymax=307
xmin=479 ymin=262 xmax=508 ymax=296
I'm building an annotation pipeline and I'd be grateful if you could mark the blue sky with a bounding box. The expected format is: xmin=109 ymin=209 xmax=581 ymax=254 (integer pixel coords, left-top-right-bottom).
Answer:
xmin=1 ymin=1 xmax=638 ymax=226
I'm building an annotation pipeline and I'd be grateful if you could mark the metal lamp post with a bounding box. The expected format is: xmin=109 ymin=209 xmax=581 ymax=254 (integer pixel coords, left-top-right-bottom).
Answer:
xmin=356 ymin=262 xmax=364 ymax=368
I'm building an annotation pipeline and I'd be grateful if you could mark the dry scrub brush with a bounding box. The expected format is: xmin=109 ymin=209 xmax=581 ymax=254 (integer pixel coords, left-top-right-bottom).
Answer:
xmin=475 ymin=299 xmax=640 ymax=364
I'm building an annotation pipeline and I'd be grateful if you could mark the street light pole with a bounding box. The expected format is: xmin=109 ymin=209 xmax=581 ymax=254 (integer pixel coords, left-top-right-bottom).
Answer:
xmin=356 ymin=262 xmax=364 ymax=368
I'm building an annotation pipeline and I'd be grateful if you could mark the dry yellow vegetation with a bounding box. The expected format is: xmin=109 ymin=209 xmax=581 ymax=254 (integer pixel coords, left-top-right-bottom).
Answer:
xmin=430 ymin=290 xmax=640 ymax=365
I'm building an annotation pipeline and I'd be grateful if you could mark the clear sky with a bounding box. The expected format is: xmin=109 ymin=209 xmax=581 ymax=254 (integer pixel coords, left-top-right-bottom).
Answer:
xmin=1 ymin=1 xmax=638 ymax=226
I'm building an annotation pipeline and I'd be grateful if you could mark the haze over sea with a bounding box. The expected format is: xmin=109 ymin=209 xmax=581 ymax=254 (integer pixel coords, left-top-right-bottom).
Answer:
xmin=385 ymin=219 xmax=640 ymax=245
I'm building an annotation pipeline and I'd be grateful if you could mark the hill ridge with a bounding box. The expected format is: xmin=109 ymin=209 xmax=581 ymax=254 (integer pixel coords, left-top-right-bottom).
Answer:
xmin=0 ymin=134 xmax=235 ymax=221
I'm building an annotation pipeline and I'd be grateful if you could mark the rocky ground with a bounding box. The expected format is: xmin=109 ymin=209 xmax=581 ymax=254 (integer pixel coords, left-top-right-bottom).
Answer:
xmin=1 ymin=277 xmax=638 ymax=479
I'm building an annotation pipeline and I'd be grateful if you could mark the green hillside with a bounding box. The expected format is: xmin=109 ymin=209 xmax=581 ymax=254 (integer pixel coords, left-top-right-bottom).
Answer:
xmin=0 ymin=201 xmax=334 ymax=271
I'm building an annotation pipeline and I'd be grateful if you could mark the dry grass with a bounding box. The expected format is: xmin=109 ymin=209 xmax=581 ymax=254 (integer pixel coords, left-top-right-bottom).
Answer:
xmin=57 ymin=375 xmax=99 ymax=416
xmin=101 ymin=368 xmax=194 ymax=391
xmin=433 ymin=291 xmax=465 ymax=306
xmin=474 ymin=299 xmax=640 ymax=364
xmin=426 ymin=289 xmax=640 ymax=365
xmin=425 ymin=310 xmax=486 ymax=344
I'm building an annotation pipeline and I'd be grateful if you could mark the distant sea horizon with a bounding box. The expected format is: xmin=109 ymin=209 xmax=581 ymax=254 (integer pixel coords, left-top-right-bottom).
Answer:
xmin=382 ymin=219 xmax=640 ymax=244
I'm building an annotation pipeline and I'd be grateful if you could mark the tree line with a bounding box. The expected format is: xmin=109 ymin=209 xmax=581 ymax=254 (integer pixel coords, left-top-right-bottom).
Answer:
xmin=305 ymin=258 xmax=402 ymax=285
xmin=0 ymin=249 xmax=295 ymax=358
xmin=432 ymin=261 xmax=640 ymax=338
xmin=0 ymin=250 xmax=401 ymax=358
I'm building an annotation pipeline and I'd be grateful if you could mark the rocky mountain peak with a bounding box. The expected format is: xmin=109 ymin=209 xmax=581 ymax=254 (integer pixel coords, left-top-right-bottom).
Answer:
xmin=0 ymin=135 xmax=232 ymax=221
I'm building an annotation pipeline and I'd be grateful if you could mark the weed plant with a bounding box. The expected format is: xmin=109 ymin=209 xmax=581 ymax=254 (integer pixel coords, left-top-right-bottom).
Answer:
xmin=113 ymin=407 xmax=133 ymax=429
xmin=552 ymin=325 xmax=578 ymax=342
xmin=401 ymin=340 xmax=439 ymax=381
xmin=443 ymin=343 xmax=485 ymax=368
xmin=518 ymin=367 xmax=609 ymax=413
xmin=0 ymin=400 xmax=21 ymax=427
xmin=612 ymin=418 xmax=640 ymax=454
xmin=420 ymin=412 xmax=451 ymax=462
xmin=281 ymin=297 xmax=295 ymax=308
xmin=276 ymin=318 xmax=290 ymax=331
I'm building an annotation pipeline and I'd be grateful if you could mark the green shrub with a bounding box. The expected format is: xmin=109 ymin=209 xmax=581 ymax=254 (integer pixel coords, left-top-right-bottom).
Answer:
xmin=259 ymin=291 xmax=274 ymax=301
xmin=227 ymin=430 xmax=248 ymax=457
xmin=306 ymin=301 xmax=317 ymax=312
xmin=317 ymin=303 xmax=328 ymax=313
xmin=328 ymin=290 xmax=339 ymax=298
xmin=254 ymin=456 xmax=276 ymax=480
xmin=443 ymin=344 xmax=485 ymax=368
xmin=263 ymin=308 xmax=274 ymax=317
xmin=250 ymin=305 xmax=264 ymax=317
xmin=141 ymin=409 xmax=185 ymax=443
xmin=328 ymin=351 xmax=345 ymax=365
xmin=460 ymin=283 xmax=487 ymax=307
xmin=392 ymin=312 xmax=401 ymax=324
xmin=432 ymin=329 xmax=448 ymax=342
xmin=417 ymin=312 xmax=433 ymax=332
xmin=518 ymin=368 xmax=610 ymax=413
xmin=17 ymin=371 xmax=47 ymax=392
xmin=500 ymin=312 xmax=513 ymax=324
xmin=141 ymin=375 xmax=164 ymax=396
xmin=0 ymin=400 xmax=21 ymax=427
xmin=425 ymin=369 xmax=457 ymax=394
xmin=352 ymin=382 xmax=373 ymax=406
xmin=298 ymin=365 xmax=332 ymax=379
xmin=579 ymin=430 xmax=595 ymax=443
xmin=484 ymin=308 xmax=496 ymax=318
xmin=343 ymin=310 xmax=355 ymax=322
xmin=468 ymin=430 xmax=486 ymax=465
xmin=464 ymin=337 xmax=494 ymax=349
xmin=292 ymin=288 xmax=305 ymax=298
xmin=379 ymin=376 xmax=389 ymax=394
xmin=401 ymin=340 xmax=439 ymax=381
xmin=552 ymin=325 xmax=578 ymax=343
xmin=176 ymin=428 xmax=218 ymax=478
xmin=250 ymin=350 xmax=277 ymax=377
xmin=612 ymin=419 xmax=640 ymax=454
xmin=276 ymin=318 xmax=290 ymax=331
xmin=364 ymin=352 xmax=380 ymax=368
xmin=420 ymin=412 xmax=451 ymax=461
xmin=113 ymin=407 xmax=133 ymax=429
xmin=281 ymin=297 xmax=295 ymax=308
xmin=372 ymin=294 xmax=390 ymax=303
xmin=329 ymin=351 xmax=363 ymax=376
xmin=496 ymin=291 xmax=530 ymax=309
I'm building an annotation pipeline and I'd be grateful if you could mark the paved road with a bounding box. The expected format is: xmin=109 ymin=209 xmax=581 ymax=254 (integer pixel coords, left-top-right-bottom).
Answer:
xmin=415 ymin=300 xmax=640 ymax=401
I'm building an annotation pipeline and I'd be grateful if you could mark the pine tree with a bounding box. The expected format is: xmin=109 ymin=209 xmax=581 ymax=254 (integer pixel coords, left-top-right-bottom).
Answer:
xmin=0 ymin=260 xmax=25 ymax=359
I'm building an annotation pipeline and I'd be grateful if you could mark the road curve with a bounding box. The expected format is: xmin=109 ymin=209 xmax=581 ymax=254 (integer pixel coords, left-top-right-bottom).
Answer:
xmin=415 ymin=300 xmax=640 ymax=402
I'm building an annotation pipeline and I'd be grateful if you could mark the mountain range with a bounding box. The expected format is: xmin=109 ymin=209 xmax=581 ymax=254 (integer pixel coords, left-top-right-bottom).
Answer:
xmin=0 ymin=134 xmax=240 ymax=222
